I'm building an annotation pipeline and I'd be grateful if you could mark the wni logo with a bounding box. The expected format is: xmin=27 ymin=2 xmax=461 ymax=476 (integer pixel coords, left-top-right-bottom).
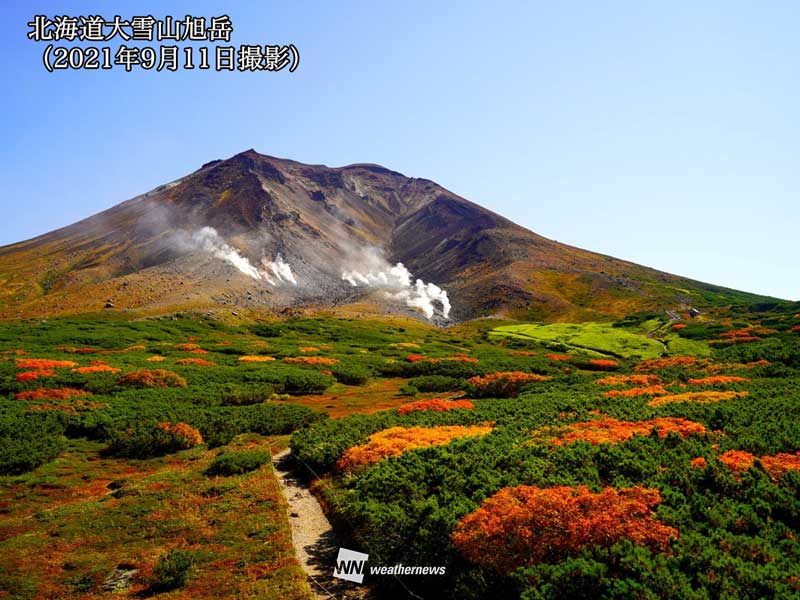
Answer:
xmin=333 ymin=547 xmax=369 ymax=584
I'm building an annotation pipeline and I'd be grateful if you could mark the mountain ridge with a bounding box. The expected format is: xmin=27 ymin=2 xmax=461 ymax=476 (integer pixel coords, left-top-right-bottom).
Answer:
xmin=0 ymin=149 xmax=778 ymax=322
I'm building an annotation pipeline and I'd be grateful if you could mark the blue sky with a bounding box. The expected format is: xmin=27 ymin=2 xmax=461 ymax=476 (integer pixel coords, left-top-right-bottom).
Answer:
xmin=1 ymin=1 xmax=797 ymax=300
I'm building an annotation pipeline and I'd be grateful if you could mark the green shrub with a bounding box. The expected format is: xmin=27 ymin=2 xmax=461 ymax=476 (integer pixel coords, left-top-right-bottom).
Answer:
xmin=151 ymin=549 xmax=196 ymax=591
xmin=330 ymin=364 xmax=371 ymax=386
xmin=205 ymin=450 xmax=271 ymax=476
xmin=104 ymin=422 xmax=202 ymax=458
xmin=281 ymin=371 xmax=333 ymax=395
xmin=408 ymin=375 xmax=464 ymax=392
xmin=0 ymin=412 xmax=66 ymax=475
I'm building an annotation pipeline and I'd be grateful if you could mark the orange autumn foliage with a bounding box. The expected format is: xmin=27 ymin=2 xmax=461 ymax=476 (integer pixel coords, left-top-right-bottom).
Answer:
xmin=548 ymin=417 xmax=707 ymax=446
xmin=588 ymin=359 xmax=619 ymax=369
xmin=25 ymin=400 xmax=108 ymax=414
xmin=546 ymin=353 xmax=572 ymax=361
xmin=175 ymin=343 xmax=201 ymax=351
xmin=634 ymin=356 xmax=698 ymax=372
xmin=396 ymin=399 xmax=474 ymax=415
xmin=703 ymin=360 xmax=770 ymax=373
xmin=467 ymin=371 xmax=551 ymax=398
xmin=791 ymin=324 xmax=800 ymax=333
xmin=604 ymin=385 xmax=668 ymax=398
xmin=718 ymin=450 xmax=800 ymax=480
xmin=71 ymin=365 xmax=121 ymax=374
xmin=595 ymin=374 xmax=662 ymax=387
xmin=15 ymin=387 xmax=92 ymax=401
xmin=406 ymin=354 xmax=425 ymax=362
xmin=283 ymin=356 xmax=339 ymax=366
xmin=174 ymin=358 xmax=216 ymax=366
xmin=648 ymin=390 xmax=747 ymax=407
xmin=16 ymin=358 xmax=77 ymax=369
xmin=298 ymin=346 xmax=320 ymax=352
xmin=510 ymin=350 xmax=537 ymax=356
xmin=117 ymin=369 xmax=187 ymax=388
xmin=146 ymin=355 xmax=167 ymax=362
xmin=688 ymin=376 xmax=750 ymax=386
xmin=157 ymin=421 xmax=204 ymax=448
xmin=428 ymin=354 xmax=479 ymax=364
xmin=691 ymin=457 xmax=708 ymax=469
xmin=337 ymin=425 xmax=492 ymax=471
xmin=238 ymin=355 xmax=276 ymax=363
xmin=671 ymin=323 xmax=687 ymax=331
xmin=451 ymin=485 xmax=677 ymax=573
xmin=16 ymin=370 xmax=55 ymax=382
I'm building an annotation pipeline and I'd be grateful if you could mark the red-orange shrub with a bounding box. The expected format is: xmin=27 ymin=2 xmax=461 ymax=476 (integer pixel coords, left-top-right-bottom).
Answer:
xmin=791 ymin=324 xmax=800 ymax=333
xmin=546 ymin=353 xmax=572 ymax=361
xmin=588 ymin=359 xmax=619 ymax=370
xmin=16 ymin=370 xmax=55 ymax=382
xmin=451 ymin=485 xmax=677 ymax=573
xmin=547 ymin=417 xmax=706 ymax=446
xmin=15 ymin=387 xmax=92 ymax=400
xmin=337 ymin=425 xmax=492 ymax=471
xmin=406 ymin=354 xmax=425 ymax=362
xmin=691 ymin=457 xmax=708 ymax=469
xmin=397 ymin=399 xmax=474 ymax=415
xmin=298 ymin=346 xmax=320 ymax=352
xmin=239 ymin=355 xmax=276 ymax=362
xmin=595 ymin=374 xmax=662 ymax=387
xmin=433 ymin=355 xmax=479 ymax=364
xmin=671 ymin=323 xmax=687 ymax=331
xmin=604 ymin=385 xmax=668 ymax=398
xmin=703 ymin=360 xmax=770 ymax=373
xmin=175 ymin=358 xmax=216 ymax=366
xmin=283 ymin=356 xmax=339 ymax=366
xmin=688 ymin=376 xmax=749 ymax=386
xmin=467 ymin=371 xmax=551 ymax=398
xmin=718 ymin=450 xmax=800 ymax=480
xmin=175 ymin=343 xmax=201 ymax=351
xmin=147 ymin=355 xmax=167 ymax=362
xmin=648 ymin=390 xmax=747 ymax=407
xmin=16 ymin=358 xmax=77 ymax=369
xmin=634 ymin=356 xmax=698 ymax=372
xmin=71 ymin=365 xmax=121 ymax=374
xmin=157 ymin=422 xmax=203 ymax=448
xmin=117 ymin=369 xmax=187 ymax=388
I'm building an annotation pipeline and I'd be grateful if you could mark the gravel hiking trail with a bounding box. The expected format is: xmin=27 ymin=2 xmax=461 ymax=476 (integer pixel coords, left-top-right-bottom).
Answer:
xmin=273 ymin=449 xmax=372 ymax=600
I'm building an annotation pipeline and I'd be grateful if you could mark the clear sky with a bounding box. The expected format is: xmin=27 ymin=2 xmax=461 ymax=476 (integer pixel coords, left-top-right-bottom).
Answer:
xmin=1 ymin=1 xmax=797 ymax=300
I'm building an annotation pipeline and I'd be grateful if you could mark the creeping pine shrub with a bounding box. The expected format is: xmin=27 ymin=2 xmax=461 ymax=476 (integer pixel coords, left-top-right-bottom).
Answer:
xmin=151 ymin=549 xmax=196 ymax=591
xmin=408 ymin=375 xmax=464 ymax=392
xmin=0 ymin=412 xmax=66 ymax=475
xmin=280 ymin=371 xmax=333 ymax=394
xmin=117 ymin=369 xmax=187 ymax=389
xmin=105 ymin=421 xmax=202 ymax=458
xmin=205 ymin=450 xmax=271 ymax=476
xmin=329 ymin=364 xmax=371 ymax=386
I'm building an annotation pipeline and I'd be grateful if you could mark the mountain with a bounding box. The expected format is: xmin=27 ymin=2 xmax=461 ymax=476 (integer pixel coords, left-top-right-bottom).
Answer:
xmin=0 ymin=150 xmax=773 ymax=322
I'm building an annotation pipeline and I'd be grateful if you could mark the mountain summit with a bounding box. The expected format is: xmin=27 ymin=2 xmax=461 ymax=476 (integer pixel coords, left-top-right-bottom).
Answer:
xmin=0 ymin=150 xmax=767 ymax=321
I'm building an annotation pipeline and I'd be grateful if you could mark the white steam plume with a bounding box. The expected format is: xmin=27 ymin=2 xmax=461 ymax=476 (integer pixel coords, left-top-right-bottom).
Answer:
xmin=191 ymin=227 xmax=297 ymax=286
xmin=261 ymin=255 xmax=297 ymax=285
xmin=342 ymin=254 xmax=451 ymax=320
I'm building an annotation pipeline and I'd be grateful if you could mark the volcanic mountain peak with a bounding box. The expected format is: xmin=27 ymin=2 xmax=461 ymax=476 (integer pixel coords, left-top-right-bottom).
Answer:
xmin=0 ymin=149 xmax=773 ymax=322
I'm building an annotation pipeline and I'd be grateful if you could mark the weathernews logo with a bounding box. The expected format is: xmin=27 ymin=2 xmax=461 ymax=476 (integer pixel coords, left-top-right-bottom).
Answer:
xmin=333 ymin=548 xmax=446 ymax=584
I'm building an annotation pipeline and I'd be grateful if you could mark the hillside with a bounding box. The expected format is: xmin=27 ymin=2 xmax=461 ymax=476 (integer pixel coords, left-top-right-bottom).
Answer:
xmin=0 ymin=150 xmax=775 ymax=322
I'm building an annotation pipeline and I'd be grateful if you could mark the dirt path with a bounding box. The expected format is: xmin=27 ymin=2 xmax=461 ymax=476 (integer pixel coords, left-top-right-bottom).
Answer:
xmin=273 ymin=449 xmax=370 ymax=600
